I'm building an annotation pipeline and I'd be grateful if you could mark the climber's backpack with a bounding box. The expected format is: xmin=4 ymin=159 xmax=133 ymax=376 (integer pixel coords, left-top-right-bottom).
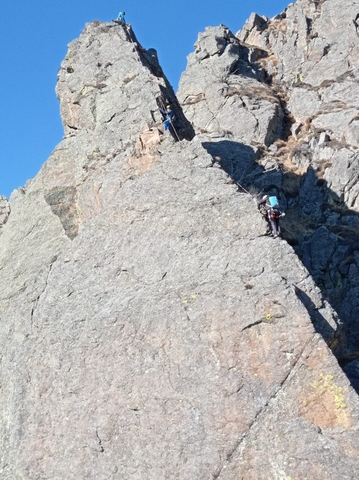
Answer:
xmin=269 ymin=196 xmax=279 ymax=208
xmin=270 ymin=207 xmax=281 ymax=219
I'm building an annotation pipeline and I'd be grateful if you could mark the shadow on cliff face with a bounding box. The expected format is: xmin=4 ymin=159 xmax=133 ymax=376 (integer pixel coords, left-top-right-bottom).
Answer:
xmin=118 ymin=25 xmax=195 ymax=142
xmin=203 ymin=140 xmax=359 ymax=393
xmin=137 ymin=41 xmax=195 ymax=142
xmin=202 ymin=140 xmax=258 ymax=182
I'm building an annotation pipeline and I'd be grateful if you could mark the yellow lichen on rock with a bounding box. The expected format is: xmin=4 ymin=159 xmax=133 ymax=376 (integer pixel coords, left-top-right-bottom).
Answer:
xmin=300 ymin=372 xmax=350 ymax=430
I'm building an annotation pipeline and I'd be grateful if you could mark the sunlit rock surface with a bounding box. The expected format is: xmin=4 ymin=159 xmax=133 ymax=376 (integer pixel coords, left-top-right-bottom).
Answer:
xmin=1 ymin=3 xmax=359 ymax=478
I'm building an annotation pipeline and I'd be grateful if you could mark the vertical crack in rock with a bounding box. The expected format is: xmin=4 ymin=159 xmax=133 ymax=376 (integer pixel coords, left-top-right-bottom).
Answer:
xmin=95 ymin=429 xmax=105 ymax=453
xmin=0 ymin=196 xmax=11 ymax=230
xmin=213 ymin=335 xmax=317 ymax=479
xmin=30 ymin=260 xmax=56 ymax=330
xmin=122 ymin=25 xmax=195 ymax=142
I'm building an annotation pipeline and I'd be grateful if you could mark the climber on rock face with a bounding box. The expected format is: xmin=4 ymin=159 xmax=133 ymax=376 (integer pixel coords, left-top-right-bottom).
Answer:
xmin=258 ymin=195 xmax=285 ymax=238
xmin=268 ymin=203 xmax=284 ymax=238
xmin=159 ymin=105 xmax=174 ymax=132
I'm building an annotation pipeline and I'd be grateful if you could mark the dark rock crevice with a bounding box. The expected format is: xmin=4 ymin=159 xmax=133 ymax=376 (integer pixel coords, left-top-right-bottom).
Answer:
xmin=44 ymin=187 xmax=79 ymax=240
xmin=30 ymin=260 xmax=56 ymax=332
xmin=121 ymin=25 xmax=195 ymax=142
xmin=0 ymin=196 xmax=11 ymax=229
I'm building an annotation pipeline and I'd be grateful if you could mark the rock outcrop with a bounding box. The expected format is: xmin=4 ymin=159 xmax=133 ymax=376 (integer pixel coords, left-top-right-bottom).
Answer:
xmin=178 ymin=25 xmax=282 ymax=145
xmin=1 ymin=3 xmax=359 ymax=479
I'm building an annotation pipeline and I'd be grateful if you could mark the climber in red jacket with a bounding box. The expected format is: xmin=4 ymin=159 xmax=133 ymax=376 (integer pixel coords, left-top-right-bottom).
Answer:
xmin=258 ymin=195 xmax=285 ymax=238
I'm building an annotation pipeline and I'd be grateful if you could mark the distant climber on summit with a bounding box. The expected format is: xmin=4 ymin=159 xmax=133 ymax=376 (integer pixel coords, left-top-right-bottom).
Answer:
xmin=258 ymin=195 xmax=285 ymax=238
xmin=116 ymin=11 xmax=126 ymax=23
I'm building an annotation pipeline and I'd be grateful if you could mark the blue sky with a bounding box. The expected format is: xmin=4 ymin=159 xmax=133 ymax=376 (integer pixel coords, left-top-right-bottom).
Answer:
xmin=0 ymin=0 xmax=290 ymax=198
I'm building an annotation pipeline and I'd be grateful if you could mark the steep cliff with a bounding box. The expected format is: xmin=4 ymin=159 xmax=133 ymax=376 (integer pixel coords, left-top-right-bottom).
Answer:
xmin=1 ymin=4 xmax=359 ymax=479
xmin=178 ymin=0 xmax=359 ymax=381
xmin=237 ymin=0 xmax=359 ymax=374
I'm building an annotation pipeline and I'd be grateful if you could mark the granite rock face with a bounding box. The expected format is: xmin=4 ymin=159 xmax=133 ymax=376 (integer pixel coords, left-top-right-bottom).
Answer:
xmin=178 ymin=25 xmax=283 ymax=145
xmin=1 ymin=6 xmax=359 ymax=480
xmin=178 ymin=0 xmax=359 ymax=368
xmin=237 ymin=0 xmax=359 ymax=87
xmin=236 ymin=0 xmax=359 ymax=367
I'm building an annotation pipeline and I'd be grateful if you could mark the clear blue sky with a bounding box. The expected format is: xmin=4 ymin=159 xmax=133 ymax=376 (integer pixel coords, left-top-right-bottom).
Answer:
xmin=0 ymin=0 xmax=289 ymax=198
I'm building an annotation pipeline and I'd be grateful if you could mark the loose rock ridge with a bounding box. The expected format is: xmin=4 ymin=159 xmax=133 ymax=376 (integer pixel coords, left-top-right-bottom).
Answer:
xmin=0 ymin=4 xmax=359 ymax=479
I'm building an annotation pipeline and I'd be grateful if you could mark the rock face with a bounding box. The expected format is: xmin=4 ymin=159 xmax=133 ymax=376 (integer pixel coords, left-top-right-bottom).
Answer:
xmin=1 ymin=5 xmax=359 ymax=479
xmin=179 ymin=0 xmax=359 ymax=372
xmin=243 ymin=1 xmax=359 ymax=370
xmin=179 ymin=25 xmax=282 ymax=145
xmin=0 ymin=196 xmax=10 ymax=229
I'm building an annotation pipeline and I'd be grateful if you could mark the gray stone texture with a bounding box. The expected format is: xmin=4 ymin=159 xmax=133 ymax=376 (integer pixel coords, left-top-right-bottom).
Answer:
xmin=178 ymin=26 xmax=282 ymax=146
xmin=233 ymin=0 xmax=359 ymax=361
xmin=1 ymin=4 xmax=359 ymax=480
xmin=0 ymin=196 xmax=10 ymax=230
xmin=237 ymin=0 xmax=359 ymax=87
xmin=178 ymin=0 xmax=359 ymax=367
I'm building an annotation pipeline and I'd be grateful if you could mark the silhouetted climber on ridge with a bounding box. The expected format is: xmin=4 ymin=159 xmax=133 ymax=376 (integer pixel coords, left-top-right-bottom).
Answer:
xmin=114 ymin=11 xmax=126 ymax=24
